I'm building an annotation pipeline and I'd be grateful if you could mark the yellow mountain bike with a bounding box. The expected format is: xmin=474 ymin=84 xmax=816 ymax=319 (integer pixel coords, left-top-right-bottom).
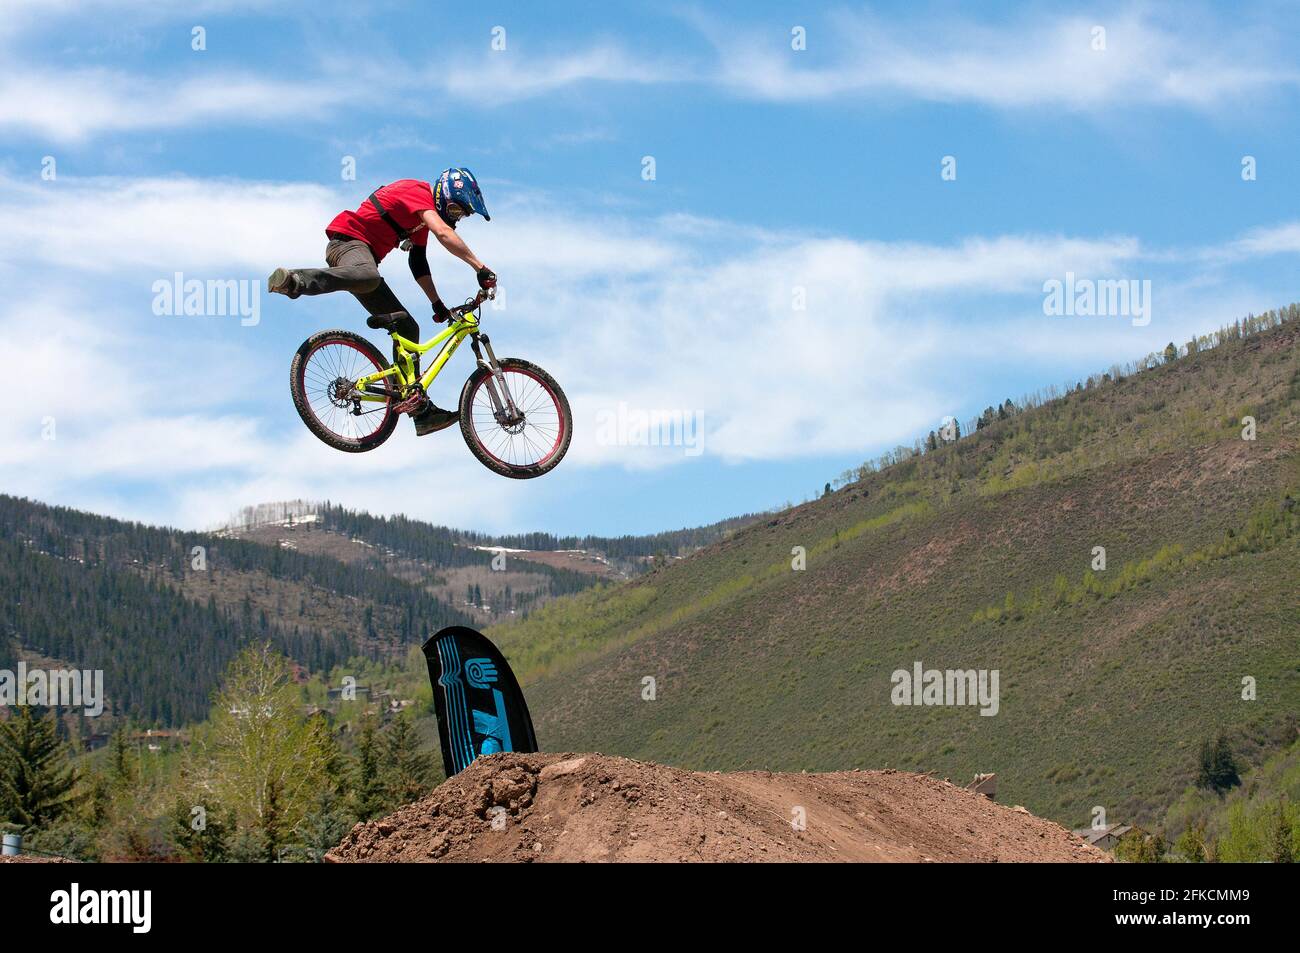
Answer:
xmin=289 ymin=289 xmax=571 ymax=479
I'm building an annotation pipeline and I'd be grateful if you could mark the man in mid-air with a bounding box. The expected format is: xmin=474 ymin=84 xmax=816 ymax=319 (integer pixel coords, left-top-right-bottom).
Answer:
xmin=268 ymin=167 xmax=496 ymax=435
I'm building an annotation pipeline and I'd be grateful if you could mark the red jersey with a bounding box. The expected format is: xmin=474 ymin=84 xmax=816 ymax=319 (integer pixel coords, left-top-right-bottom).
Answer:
xmin=326 ymin=179 xmax=434 ymax=261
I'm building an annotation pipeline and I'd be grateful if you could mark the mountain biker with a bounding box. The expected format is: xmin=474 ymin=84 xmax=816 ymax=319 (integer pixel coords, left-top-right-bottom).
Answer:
xmin=268 ymin=168 xmax=497 ymax=436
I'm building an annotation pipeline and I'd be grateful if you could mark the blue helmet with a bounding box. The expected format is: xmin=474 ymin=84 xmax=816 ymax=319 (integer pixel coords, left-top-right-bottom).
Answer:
xmin=434 ymin=167 xmax=490 ymax=227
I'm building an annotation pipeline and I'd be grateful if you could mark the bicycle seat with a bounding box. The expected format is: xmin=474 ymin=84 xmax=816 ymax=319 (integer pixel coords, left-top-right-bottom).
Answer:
xmin=366 ymin=311 xmax=410 ymax=331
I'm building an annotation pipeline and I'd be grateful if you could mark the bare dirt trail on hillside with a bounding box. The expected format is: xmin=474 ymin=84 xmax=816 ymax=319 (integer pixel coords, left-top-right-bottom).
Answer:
xmin=326 ymin=753 xmax=1106 ymax=863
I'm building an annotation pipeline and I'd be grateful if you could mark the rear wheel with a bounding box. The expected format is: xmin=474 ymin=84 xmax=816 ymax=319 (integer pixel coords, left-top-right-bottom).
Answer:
xmin=458 ymin=358 xmax=572 ymax=478
xmin=290 ymin=330 xmax=399 ymax=452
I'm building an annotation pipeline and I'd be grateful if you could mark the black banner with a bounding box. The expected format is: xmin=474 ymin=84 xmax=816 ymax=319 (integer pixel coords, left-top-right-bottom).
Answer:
xmin=422 ymin=625 xmax=538 ymax=777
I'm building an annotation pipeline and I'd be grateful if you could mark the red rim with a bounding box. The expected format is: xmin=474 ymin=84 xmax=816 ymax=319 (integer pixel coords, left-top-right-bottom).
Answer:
xmin=466 ymin=366 xmax=565 ymax=469
xmin=299 ymin=339 xmax=394 ymax=442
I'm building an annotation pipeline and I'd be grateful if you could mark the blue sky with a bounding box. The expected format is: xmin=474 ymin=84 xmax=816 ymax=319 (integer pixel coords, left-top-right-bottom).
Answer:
xmin=2 ymin=1 xmax=1299 ymax=535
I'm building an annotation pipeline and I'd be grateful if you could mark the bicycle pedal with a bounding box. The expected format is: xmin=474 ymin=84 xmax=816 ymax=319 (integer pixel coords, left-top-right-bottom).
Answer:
xmin=393 ymin=394 xmax=429 ymax=416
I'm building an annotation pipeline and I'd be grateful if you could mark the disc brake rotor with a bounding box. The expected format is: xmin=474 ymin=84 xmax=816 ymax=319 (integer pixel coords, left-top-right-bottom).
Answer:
xmin=328 ymin=377 xmax=354 ymax=409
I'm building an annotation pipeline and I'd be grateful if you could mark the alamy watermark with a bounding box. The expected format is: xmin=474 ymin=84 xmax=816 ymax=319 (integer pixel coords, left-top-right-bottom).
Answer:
xmin=0 ymin=663 xmax=105 ymax=716
xmin=1043 ymin=272 xmax=1151 ymax=327
xmin=890 ymin=661 xmax=999 ymax=716
xmin=595 ymin=402 xmax=704 ymax=457
xmin=50 ymin=883 xmax=151 ymax=933
xmin=152 ymin=272 xmax=261 ymax=326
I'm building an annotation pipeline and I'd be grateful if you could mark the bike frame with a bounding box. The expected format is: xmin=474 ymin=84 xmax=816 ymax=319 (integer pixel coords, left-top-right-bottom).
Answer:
xmin=349 ymin=303 xmax=521 ymax=423
xmin=353 ymin=311 xmax=479 ymax=400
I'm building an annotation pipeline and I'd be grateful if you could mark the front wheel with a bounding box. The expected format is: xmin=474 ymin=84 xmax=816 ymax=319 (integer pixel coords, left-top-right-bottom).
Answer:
xmin=458 ymin=358 xmax=572 ymax=478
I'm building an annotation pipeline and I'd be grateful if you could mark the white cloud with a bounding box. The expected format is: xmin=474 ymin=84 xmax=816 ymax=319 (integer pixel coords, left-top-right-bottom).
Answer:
xmin=543 ymin=232 xmax=1140 ymax=464
xmin=0 ymin=174 xmax=340 ymax=272
xmin=0 ymin=66 xmax=349 ymax=143
xmin=699 ymin=8 xmax=1300 ymax=110
xmin=1227 ymin=223 xmax=1300 ymax=257
xmin=436 ymin=45 xmax=682 ymax=104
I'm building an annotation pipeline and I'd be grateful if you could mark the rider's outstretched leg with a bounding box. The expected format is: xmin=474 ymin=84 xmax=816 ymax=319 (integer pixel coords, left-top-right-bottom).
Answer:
xmin=269 ymin=237 xmax=383 ymax=298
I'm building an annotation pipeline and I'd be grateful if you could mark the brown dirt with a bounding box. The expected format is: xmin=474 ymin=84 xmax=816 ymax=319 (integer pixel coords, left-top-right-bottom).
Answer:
xmin=326 ymin=753 xmax=1108 ymax=863
xmin=0 ymin=854 xmax=73 ymax=863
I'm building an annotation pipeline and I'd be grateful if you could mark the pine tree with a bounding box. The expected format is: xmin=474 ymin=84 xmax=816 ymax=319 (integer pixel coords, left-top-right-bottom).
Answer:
xmin=382 ymin=715 xmax=435 ymax=806
xmin=285 ymin=790 xmax=354 ymax=863
xmin=1196 ymin=732 xmax=1241 ymax=793
xmin=227 ymin=825 xmax=269 ymax=863
xmin=350 ymin=718 xmax=386 ymax=820
xmin=169 ymin=799 xmax=233 ymax=863
xmin=108 ymin=727 xmax=134 ymax=790
xmin=1267 ymin=799 xmax=1295 ymax=863
xmin=1211 ymin=734 xmax=1241 ymax=791
xmin=0 ymin=706 xmax=80 ymax=830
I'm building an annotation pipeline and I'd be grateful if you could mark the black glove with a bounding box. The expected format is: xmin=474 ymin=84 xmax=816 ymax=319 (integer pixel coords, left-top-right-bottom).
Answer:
xmin=476 ymin=266 xmax=497 ymax=290
xmin=432 ymin=299 xmax=451 ymax=323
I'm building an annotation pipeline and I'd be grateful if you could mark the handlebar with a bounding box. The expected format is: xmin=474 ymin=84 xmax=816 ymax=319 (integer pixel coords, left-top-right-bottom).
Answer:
xmin=450 ymin=286 xmax=495 ymax=319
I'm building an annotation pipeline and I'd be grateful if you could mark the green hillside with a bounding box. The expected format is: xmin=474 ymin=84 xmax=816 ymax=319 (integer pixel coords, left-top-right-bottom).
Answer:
xmin=489 ymin=307 xmax=1300 ymax=828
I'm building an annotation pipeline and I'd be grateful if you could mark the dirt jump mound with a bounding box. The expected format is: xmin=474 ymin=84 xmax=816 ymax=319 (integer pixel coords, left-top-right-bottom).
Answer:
xmin=327 ymin=753 xmax=1107 ymax=863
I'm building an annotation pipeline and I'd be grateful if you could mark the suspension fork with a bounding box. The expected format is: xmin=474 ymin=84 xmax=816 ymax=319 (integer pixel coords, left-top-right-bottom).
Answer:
xmin=470 ymin=332 xmax=521 ymax=422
